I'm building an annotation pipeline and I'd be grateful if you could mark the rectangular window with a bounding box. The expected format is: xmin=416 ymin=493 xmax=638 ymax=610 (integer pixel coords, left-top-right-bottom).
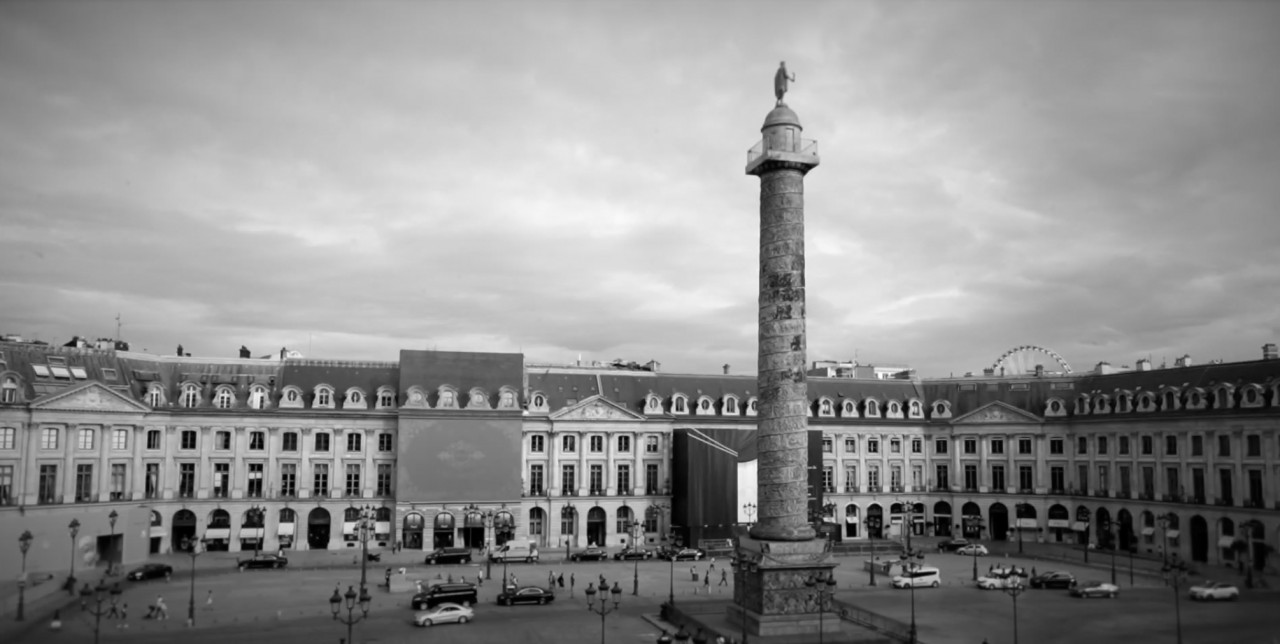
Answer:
xmin=1192 ymin=467 xmax=1205 ymax=500
xmin=529 ymin=464 xmax=545 ymax=496
xmin=1142 ymin=466 xmax=1155 ymax=497
xmin=1119 ymin=465 xmax=1132 ymax=496
xmin=313 ymin=463 xmax=330 ymax=497
xmin=282 ymin=432 xmax=298 ymax=451
xmin=376 ymin=463 xmax=393 ymax=496
xmin=991 ymin=439 xmax=1004 ymax=455
xmin=378 ymin=434 xmax=393 ymax=452
xmin=1119 ymin=436 xmax=1130 ymax=455
xmin=1077 ymin=464 xmax=1089 ymax=494
xmin=249 ymin=432 xmax=265 ymax=450
xmin=530 ymin=510 xmax=544 ymax=536
xmin=646 ymin=436 xmax=659 ymax=453
xmin=215 ymin=431 xmax=231 ymax=450
xmin=1098 ymin=436 xmax=1108 ymax=455
xmin=1141 ymin=435 xmax=1153 ymax=455
xmin=844 ymin=465 xmax=858 ymax=492
xmin=1098 ymin=465 xmax=1109 ymax=491
xmin=1247 ymin=469 xmax=1263 ymax=505
xmin=822 ymin=438 xmax=833 ymax=453
xmin=112 ymin=429 xmax=128 ymax=451
xmin=280 ymin=463 xmax=297 ymax=497
xmin=1077 ymin=437 xmax=1088 ymax=455
xmin=181 ymin=430 xmax=197 ymax=450
xmin=110 ymin=463 xmax=127 ymax=500
xmin=991 ymin=465 xmax=1006 ymax=491
xmin=911 ymin=438 xmax=922 ymax=454
xmin=890 ymin=439 xmax=901 ymax=454
xmin=645 ymin=463 xmax=660 ymax=495
xmin=78 ymin=428 xmax=94 ymax=450
xmin=1218 ymin=468 xmax=1233 ymax=502
xmin=178 ymin=463 xmax=195 ymax=498
xmin=39 ymin=464 xmax=59 ymax=503
xmin=346 ymin=432 xmax=362 ymax=452
xmin=617 ymin=436 xmax=631 ymax=453
xmin=1166 ymin=467 xmax=1180 ymax=498
xmin=145 ymin=463 xmax=159 ymax=499
xmin=314 ymin=433 xmax=330 ymax=452
xmin=562 ymin=435 xmax=576 ymax=453
xmin=345 ymin=463 xmax=361 ymax=497
xmin=1165 ymin=435 xmax=1177 ymax=456
xmin=0 ymin=465 xmax=12 ymax=505
xmin=589 ymin=464 xmax=604 ymax=494
xmin=1019 ymin=465 xmax=1033 ymax=491
xmin=213 ymin=463 xmax=230 ymax=498
xmin=963 ymin=464 xmax=978 ymax=491
xmin=934 ymin=438 xmax=948 ymax=454
xmin=1049 ymin=438 xmax=1063 ymax=455
xmin=561 ymin=464 xmax=576 ymax=495
xmin=247 ymin=463 xmax=263 ymax=498
xmin=935 ymin=464 xmax=949 ymax=490
xmin=589 ymin=435 xmax=604 ymax=453
xmin=1217 ymin=435 xmax=1231 ymax=457
xmin=1191 ymin=435 xmax=1203 ymax=456
xmin=1050 ymin=466 xmax=1065 ymax=492
xmin=867 ymin=466 xmax=880 ymax=489
xmin=617 ymin=463 xmax=631 ymax=494
xmin=963 ymin=438 xmax=977 ymax=455
xmin=867 ymin=439 xmax=879 ymax=454
xmin=147 ymin=430 xmax=161 ymax=450
xmin=1246 ymin=435 xmax=1261 ymax=457
xmin=1018 ymin=438 xmax=1032 ymax=455
xmin=845 ymin=438 xmax=858 ymax=453
xmin=75 ymin=463 xmax=93 ymax=502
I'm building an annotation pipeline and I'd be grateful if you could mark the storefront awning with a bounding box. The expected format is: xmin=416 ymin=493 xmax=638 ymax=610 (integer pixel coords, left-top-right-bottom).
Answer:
xmin=1016 ymin=518 xmax=1038 ymax=528
xmin=1218 ymin=536 xmax=1237 ymax=548
xmin=1141 ymin=527 xmax=1156 ymax=536
xmin=149 ymin=526 xmax=167 ymax=538
xmin=239 ymin=528 xmax=264 ymax=539
xmin=1047 ymin=519 xmax=1070 ymax=529
xmin=1165 ymin=530 xmax=1180 ymax=539
xmin=1071 ymin=521 xmax=1089 ymax=532
xmin=277 ymin=523 xmax=295 ymax=536
xmin=205 ymin=528 xmax=231 ymax=540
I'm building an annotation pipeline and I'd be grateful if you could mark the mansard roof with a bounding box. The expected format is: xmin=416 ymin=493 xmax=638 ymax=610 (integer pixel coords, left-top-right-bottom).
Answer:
xmin=398 ymin=349 xmax=522 ymax=407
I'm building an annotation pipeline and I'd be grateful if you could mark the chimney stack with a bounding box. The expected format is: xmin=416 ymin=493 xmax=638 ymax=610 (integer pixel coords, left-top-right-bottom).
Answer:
xmin=1136 ymin=358 xmax=1152 ymax=371
xmin=723 ymin=364 xmax=731 ymax=375
xmin=1175 ymin=354 xmax=1193 ymax=368
xmin=1263 ymin=343 xmax=1278 ymax=360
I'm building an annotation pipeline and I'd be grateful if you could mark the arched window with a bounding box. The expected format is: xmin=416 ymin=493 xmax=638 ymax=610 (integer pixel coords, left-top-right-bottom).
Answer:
xmin=1 ymin=376 xmax=18 ymax=404
xmin=214 ymin=387 xmax=234 ymax=409
xmin=146 ymin=384 xmax=164 ymax=407
xmin=180 ymin=384 xmax=200 ymax=408
xmin=248 ymin=385 xmax=269 ymax=410
xmin=529 ymin=507 xmax=545 ymax=536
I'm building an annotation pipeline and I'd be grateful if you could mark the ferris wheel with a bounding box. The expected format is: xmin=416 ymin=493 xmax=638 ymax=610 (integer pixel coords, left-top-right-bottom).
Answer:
xmin=990 ymin=345 xmax=1073 ymax=376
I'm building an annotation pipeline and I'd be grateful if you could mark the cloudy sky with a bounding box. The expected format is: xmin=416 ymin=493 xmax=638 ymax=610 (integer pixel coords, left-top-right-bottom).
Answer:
xmin=2 ymin=1 xmax=1278 ymax=377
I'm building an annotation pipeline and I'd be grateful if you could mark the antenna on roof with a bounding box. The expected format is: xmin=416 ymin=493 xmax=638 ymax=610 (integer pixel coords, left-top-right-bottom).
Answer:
xmin=115 ymin=313 xmax=123 ymax=341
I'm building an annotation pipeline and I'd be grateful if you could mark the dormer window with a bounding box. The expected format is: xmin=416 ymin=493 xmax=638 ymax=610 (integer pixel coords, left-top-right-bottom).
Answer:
xmin=1094 ymin=396 xmax=1109 ymax=414
xmin=1241 ymin=385 xmax=1263 ymax=408
xmin=864 ymin=399 xmax=880 ymax=418
xmin=644 ymin=395 xmax=663 ymax=414
xmin=281 ymin=386 xmax=304 ymax=409
xmin=841 ymin=400 xmax=857 ymax=417
xmin=376 ymin=387 xmax=396 ymax=409
xmin=1 ymin=376 xmax=19 ymax=404
xmin=349 ymin=391 xmax=361 ymax=404
xmin=146 ymin=384 xmax=164 ymax=407
xmin=1074 ymin=395 xmax=1090 ymax=415
xmin=672 ymin=394 xmax=687 ymax=414
xmin=312 ymin=386 xmax=334 ymax=409
xmin=884 ymin=400 xmax=903 ymax=419
xmin=723 ymin=395 xmax=739 ymax=415
xmin=818 ymin=398 xmax=834 ymax=417
xmin=1212 ymin=385 xmax=1235 ymax=409
xmin=528 ymin=391 xmax=549 ymax=413
xmin=1043 ymin=398 xmax=1064 ymax=417
xmin=931 ymin=400 xmax=953 ymax=419
xmin=436 ymin=387 xmax=459 ymax=409
xmin=746 ymin=397 xmax=758 ymax=416
xmin=1161 ymin=389 xmax=1180 ymax=411
xmin=907 ymin=399 xmax=922 ymax=418
xmin=214 ymin=387 xmax=234 ymax=409
xmin=467 ymin=388 xmax=490 ymax=410
xmin=498 ymin=387 xmax=518 ymax=409
xmin=1136 ymin=391 xmax=1157 ymax=412
xmin=248 ymin=385 xmax=269 ymax=410
xmin=180 ymin=384 xmax=200 ymax=409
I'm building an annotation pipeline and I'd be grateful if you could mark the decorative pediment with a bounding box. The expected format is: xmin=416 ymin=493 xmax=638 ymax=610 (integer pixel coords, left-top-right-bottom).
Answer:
xmin=549 ymin=395 xmax=646 ymax=421
xmin=30 ymin=381 xmax=150 ymax=413
xmin=951 ymin=401 xmax=1042 ymax=425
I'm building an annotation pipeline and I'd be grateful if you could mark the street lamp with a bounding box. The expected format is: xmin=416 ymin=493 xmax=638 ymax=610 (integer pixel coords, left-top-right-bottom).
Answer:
xmin=1081 ymin=520 xmax=1091 ymax=564
xmin=351 ymin=505 xmax=374 ymax=591
xmin=804 ymin=573 xmax=837 ymax=644
xmin=17 ymin=529 xmax=33 ymax=621
xmin=585 ymin=580 xmax=623 ymax=644
xmin=1014 ymin=504 xmax=1030 ymax=555
xmin=1108 ymin=522 xmax=1117 ymax=585
xmin=67 ymin=518 xmax=80 ymax=594
xmin=329 ymin=584 xmax=371 ymax=644
xmin=1156 ymin=512 xmax=1175 ymax=566
xmin=1162 ymin=560 xmax=1189 ymax=644
xmin=631 ymin=520 xmax=642 ymax=596
xmin=742 ymin=502 xmax=756 ymax=525
xmin=898 ymin=548 xmax=925 ymax=644
xmin=107 ymin=510 xmax=119 ymax=575
xmin=79 ymin=580 xmax=122 ymax=644
xmin=1003 ymin=580 xmax=1026 ymax=644
xmin=246 ymin=505 xmax=265 ymax=559
xmin=865 ymin=516 xmax=881 ymax=586
xmin=1239 ymin=519 xmax=1263 ymax=589
xmin=969 ymin=518 xmax=986 ymax=581
xmin=181 ymin=535 xmax=206 ymax=626
xmin=484 ymin=509 xmax=495 ymax=581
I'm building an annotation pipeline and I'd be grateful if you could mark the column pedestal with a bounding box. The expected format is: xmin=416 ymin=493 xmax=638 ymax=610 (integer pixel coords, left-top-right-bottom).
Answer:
xmin=729 ymin=535 xmax=841 ymax=638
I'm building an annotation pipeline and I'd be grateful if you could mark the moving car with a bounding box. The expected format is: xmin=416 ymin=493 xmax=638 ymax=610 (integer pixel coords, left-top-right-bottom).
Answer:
xmin=892 ymin=566 xmax=942 ymax=589
xmin=489 ymin=540 xmax=540 ymax=563
xmin=425 ymin=547 xmax=473 ymax=565
xmin=976 ymin=575 xmax=1022 ymax=590
xmin=956 ymin=544 xmax=989 ymax=556
xmin=1029 ymin=571 xmax=1076 ymax=589
xmin=938 ymin=538 xmax=971 ymax=553
xmin=497 ymin=586 xmax=556 ymax=606
xmin=1188 ymin=581 xmax=1240 ymax=601
xmin=126 ymin=563 xmax=173 ymax=581
xmin=412 ymin=583 xmax=478 ymax=610
xmin=668 ymin=548 xmax=705 ymax=561
xmin=237 ymin=554 xmax=288 ymax=570
xmin=571 ymin=547 xmax=610 ymax=562
xmin=989 ymin=564 xmax=1028 ymax=578
xmin=614 ymin=548 xmax=653 ymax=561
xmin=412 ymin=602 xmax=474 ymax=626
xmin=1070 ymin=581 xmax=1119 ymax=598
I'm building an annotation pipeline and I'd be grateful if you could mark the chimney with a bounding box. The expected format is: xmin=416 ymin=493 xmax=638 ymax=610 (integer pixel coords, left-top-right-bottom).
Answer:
xmin=1175 ymin=354 xmax=1192 ymax=368
xmin=176 ymin=344 xmax=184 ymax=357
xmin=1034 ymin=364 xmax=1045 ymax=377
xmin=1136 ymin=358 xmax=1152 ymax=371
xmin=239 ymin=345 xmax=251 ymax=359
xmin=723 ymin=364 xmax=731 ymax=375
xmin=645 ymin=360 xmax=661 ymax=373
xmin=1264 ymin=343 xmax=1278 ymax=360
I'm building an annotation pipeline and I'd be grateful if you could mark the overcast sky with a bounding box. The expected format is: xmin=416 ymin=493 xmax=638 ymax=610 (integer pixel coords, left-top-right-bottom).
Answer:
xmin=2 ymin=0 xmax=1278 ymax=378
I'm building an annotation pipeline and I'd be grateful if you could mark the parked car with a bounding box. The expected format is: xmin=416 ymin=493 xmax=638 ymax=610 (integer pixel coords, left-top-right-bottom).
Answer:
xmin=412 ymin=602 xmax=474 ymax=626
xmin=126 ymin=563 xmax=173 ymax=581
xmin=237 ymin=554 xmax=287 ymax=570
xmin=1029 ymin=571 xmax=1076 ymax=589
xmin=497 ymin=586 xmax=556 ymax=606
xmin=412 ymin=583 xmax=478 ymax=610
xmin=1070 ymin=581 xmax=1119 ymax=598
xmin=938 ymin=538 xmax=972 ymax=553
xmin=1189 ymin=581 xmax=1240 ymax=601
xmin=571 ymin=547 xmax=610 ymax=562
xmin=614 ymin=548 xmax=653 ymax=561
xmin=668 ymin=548 xmax=705 ymax=561
xmin=977 ymin=575 xmax=1022 ymax=590
xmin=424 ymin=547 xmax=473 ymax=565
xmin=989 ymin=564 xmax=1029 ymax=578
xmin=892 ymin=566 xmax=942 ymax=589
xmin=956 ymin=544 xmax=988 ymax=556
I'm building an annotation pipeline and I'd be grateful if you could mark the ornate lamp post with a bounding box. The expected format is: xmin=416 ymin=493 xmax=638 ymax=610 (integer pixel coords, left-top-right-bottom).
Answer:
xmin=246 ymin=505 xmax=265 ymax=559
xmin=585 ymin=580 xmax=622 ymax=644
xmin=181 ymin=535 xmax=206 ymax=626
xmin=107 ymin=510 xmax=119 ymax=575
xmin=329 ymin=584 xmax=371 ymax=644
xmin=804 ymin=573 xmax=837 ymax=644
xmin=67 ymin=518 xmax=80 ymax=594
xmin=970 ymin=518 xmax=986 ymax=581
xmin=1081 ymin=520 xmax=1091 ymax=564
xmin=1156 ymin=512 xmax=1175 ymax=566
xmin=1003 ymin=579 xmax=1026 ymax=644
xmin=1239 ymin=518 xmax=1263 ymax=589
xmin=631 ymin=520 xmax=642 ymax=596
xmin=1108 ymin=522 xmax=1117 ymax=585
xmin=16 ymin=529 xmax=33 ymax=621
xmin=79 ymin=580 xmax=122 ymax=644
xmin=1163 ymin=560 xmax=1189 ymax=644
xmin=865 ymin=516 xmax=881 ymax=586
xmin=1014 ymin=503 xmax=1030 ymax=555
xmin=898 ymin=548 xmax=925 ymax=644
xmin=484 ymin=509 xmax=495 ymax=581
xmin=742 ymin=502 xmax=756 ymax=526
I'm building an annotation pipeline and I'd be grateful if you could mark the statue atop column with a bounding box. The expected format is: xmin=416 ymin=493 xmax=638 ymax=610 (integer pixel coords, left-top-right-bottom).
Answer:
xmin=774 ymin=61 xmax=796 ymax=106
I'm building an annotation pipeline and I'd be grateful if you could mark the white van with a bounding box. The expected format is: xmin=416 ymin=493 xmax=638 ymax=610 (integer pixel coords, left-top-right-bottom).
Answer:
xmin=489 ymin=540 xmax=539 ymax=563
xmin=891 ymin=566 xmax=941 ymax=589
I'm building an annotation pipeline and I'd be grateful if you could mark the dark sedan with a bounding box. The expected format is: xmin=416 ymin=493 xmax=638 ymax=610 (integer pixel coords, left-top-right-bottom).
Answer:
xmin=497 ymin=586 xmax=556 ymax=606
xmin=237 ymin=554 xmax=288 ymax=570
xmin=1030 ymin=571 xmax=1076 ymax=589
xmin=614 ymin=548 xmax=653 ymax=561
xmin=571 ymin=547 xmax=610 ymax=562
xmin=938 ymin=538 xmax=971 ymax=553
xmin=126 ymin=563 xmax=173 ymax=581
xmin=668 ymin=548 xmax=705 ymax=561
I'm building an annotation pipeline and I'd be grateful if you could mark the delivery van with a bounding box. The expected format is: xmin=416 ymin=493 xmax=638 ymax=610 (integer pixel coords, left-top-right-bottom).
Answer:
xmin=489 ymin=540 xmax=539 ymax=563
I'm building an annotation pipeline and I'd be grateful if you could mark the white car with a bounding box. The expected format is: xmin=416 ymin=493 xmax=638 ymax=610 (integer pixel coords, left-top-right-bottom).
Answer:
xmin=977 ymin=575 xmax=1022 ymax=590
xmin=988 ymin=564 xmax=1028 ymax=578
xmin=891 ymin=566 xmax=941 ymax=589
xmin=956 ymin=544 xmax=989 ymax=556
xmin=413 ymin=602 xmax=474 ymax=626
xmin=1189 ymin=582 xmax=1240 ymax=601
xmin=1070 ymin=581 xmax=1120 ymax=598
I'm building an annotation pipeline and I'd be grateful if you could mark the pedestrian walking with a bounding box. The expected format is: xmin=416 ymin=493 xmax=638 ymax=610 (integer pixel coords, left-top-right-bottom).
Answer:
xmin=107 ymin=601 xmax=121 ymax=619
xmin=703 ymin=572 xmax=710 ymax=590
xmin=720 ymin=569 xmax=728 ymax=586
xmin=557 ymin=573 xmax=565 ymax=588
xmin=690 ymin=566 xmax=697 ymax=581
xmin=206 ymin=589 xmax=214 ymax=609
xmin=155 ymin=596 xmax=169 ymax=620
xmin=549 ymin=570 xmax=555 ymax=587
xmin=385 ymin=568 xmax=392 ymax=588
xmin=477 ymin=571 xmax=483 ymax=587
xmin=118 ymin=603 xmax=128 ymax=629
